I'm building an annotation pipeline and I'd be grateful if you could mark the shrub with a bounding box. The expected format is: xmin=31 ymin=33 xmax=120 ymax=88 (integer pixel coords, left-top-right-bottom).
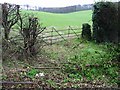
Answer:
xmin=92 ymin=2 xmax=118 ymax=43
xmin=19 ymin=15 xmax=45 ymax=57
xmin=81 ymin=23 xmax=91 ymax=40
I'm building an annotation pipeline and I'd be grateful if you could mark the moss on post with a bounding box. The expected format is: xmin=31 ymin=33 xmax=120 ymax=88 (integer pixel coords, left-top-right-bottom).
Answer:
xmin=81 ymin=23 xmax=91 ymax=41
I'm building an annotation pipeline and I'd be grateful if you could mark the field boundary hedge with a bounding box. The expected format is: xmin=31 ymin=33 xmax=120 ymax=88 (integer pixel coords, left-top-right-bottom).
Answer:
xmin=92 ymin=2 xmax=119 ymax=43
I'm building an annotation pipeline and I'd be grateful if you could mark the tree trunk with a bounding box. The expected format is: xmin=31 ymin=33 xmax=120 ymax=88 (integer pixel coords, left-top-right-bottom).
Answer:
xmin=4 ymin=28 xmax=10 ymax=40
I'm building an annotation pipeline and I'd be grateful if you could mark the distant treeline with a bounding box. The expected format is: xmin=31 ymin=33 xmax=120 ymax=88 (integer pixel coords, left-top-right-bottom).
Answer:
xmin=20 ymin=4 xmax=93 ymax=13
xmin=38 ymin=4 xmax=93 ymax=13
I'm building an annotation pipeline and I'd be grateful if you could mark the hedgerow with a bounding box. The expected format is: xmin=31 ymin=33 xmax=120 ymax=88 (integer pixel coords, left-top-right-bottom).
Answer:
xmin=92 ymin=2 xmax=118 ymax=43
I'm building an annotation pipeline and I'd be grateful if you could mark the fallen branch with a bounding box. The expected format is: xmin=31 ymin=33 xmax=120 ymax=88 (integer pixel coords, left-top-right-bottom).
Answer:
xmin=1 ymin=81 xmax=34 ymax=84
xmin=34 ymin=67 xmax=61 ymax=69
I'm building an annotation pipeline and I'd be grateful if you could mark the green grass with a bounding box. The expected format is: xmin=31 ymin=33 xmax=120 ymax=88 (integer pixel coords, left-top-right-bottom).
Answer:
xmin=21 ymin=10 xmax=92 ymax=29
xmin=43 ymin=38 xmax=119 ymax=86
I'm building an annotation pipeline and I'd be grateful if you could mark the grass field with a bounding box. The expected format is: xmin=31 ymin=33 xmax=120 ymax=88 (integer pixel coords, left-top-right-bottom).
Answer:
xmin=21 ymin=10 xmax=92 ymax=29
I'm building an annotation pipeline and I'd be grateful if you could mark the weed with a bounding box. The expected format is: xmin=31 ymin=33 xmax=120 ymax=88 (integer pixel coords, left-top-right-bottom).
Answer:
xmin=27 ymin=68 xmax=38 ymax=78
xmin=46 ymin=39 xmax=119 ymax=86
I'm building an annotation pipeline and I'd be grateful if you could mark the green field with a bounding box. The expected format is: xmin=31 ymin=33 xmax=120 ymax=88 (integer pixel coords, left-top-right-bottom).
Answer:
xmin=21 ymin=10 xmax=92 ymax=29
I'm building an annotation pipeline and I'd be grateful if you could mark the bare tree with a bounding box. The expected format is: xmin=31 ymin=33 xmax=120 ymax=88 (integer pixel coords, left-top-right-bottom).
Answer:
xmin=2 ymin=3 xmax=20 ymax=40
xmin=19 ymin=15 xmax=45 ymax=57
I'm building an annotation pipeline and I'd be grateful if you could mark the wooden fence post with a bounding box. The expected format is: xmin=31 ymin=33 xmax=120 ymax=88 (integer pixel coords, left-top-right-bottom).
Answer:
xmin=0 ymin=5 xmax=1 ymax=29
xmin=0 ymin=4 xmax=2 ymax=89
xmin=51 ymin=27 xmax=53 ymax=45
xmin=68 ymin=26 xmax=70 ymax=37
xmin=0 ymin=4 xmax=1 ymax=26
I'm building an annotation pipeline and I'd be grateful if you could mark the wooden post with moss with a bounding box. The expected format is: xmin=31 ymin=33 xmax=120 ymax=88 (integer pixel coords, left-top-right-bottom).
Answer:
xmin=81 ymin=23 xmax=91 ymax=40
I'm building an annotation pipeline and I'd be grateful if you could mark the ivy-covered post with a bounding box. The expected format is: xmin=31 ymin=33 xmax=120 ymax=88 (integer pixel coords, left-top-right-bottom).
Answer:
xmin=81 ymin=23 xmax=91 ymax=40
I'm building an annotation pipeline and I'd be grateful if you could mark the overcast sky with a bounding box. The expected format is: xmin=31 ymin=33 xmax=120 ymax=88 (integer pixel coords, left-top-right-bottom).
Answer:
xmin=0 ymin=0 xmax=118 ymax=7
